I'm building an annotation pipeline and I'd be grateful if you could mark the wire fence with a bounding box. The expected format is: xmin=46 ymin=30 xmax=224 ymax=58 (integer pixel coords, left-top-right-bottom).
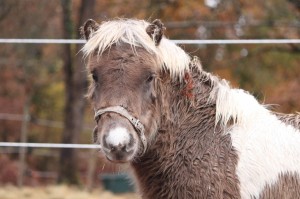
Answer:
xmin=0 ymin=142 xmax=100 ymax=149
xmin=0 ymin=37 xmax=299 ymax=150
xmin=0 ymin=38 xmax=300 ymax=44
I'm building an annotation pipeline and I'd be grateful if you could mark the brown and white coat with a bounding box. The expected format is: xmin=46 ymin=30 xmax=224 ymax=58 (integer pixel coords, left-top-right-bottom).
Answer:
xmin=81 ymin=18 xmax=300 ymax=199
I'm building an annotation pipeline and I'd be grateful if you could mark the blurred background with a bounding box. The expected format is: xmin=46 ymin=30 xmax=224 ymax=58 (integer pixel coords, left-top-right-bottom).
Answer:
xmin=0 ymin=0 xmax=299 ymax=198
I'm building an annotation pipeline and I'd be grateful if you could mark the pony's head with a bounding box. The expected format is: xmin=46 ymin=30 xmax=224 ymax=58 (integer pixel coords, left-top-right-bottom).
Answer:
xmin=81 ymin=19 xmax=190 ymax=163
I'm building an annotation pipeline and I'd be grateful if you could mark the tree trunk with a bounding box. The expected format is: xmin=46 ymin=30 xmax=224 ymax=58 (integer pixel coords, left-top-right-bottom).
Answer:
xmin=58 ymin=0 xmax=95 ymax=184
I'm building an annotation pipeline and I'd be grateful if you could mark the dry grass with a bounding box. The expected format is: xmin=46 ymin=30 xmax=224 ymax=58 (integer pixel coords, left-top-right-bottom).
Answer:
xmin=0 ymin=185 xmax=140 ymax=199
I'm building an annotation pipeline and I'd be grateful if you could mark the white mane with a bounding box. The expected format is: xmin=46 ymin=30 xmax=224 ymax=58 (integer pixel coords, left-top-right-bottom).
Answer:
xmin=209 ymin=81 xmax=268 ymax=127
xmin=81 ymin=19 xmax=191 ymax=78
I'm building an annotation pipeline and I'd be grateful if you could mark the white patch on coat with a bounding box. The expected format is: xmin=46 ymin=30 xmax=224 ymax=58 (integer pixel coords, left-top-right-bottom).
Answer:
xmin=213 ymin=85 xmax=300 ymax=199
xmin=106 ymin=127 xmax=130 ymax=146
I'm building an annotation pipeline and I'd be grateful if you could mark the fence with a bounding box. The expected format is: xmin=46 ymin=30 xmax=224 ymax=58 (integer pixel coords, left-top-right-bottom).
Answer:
xmin=0 ymin=38 xmax=299 ymax=149
xmin=0 ymin=38 xmax=300 ymax=44
xmin=0 ymin=38 xmax=299 ymax=188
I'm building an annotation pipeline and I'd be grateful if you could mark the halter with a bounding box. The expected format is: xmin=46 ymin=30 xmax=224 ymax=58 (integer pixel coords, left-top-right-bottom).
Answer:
xmin=94 ymin=106 xmax=147 ymax=154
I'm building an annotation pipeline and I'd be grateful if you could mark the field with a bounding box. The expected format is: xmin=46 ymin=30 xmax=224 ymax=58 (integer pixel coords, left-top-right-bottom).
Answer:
xmin=0 ymin=185 xmax=140 ymax=199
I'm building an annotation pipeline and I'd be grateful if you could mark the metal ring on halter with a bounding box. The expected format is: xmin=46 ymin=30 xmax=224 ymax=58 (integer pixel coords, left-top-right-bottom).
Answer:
xmin=94 ymin=106 xmax=147 ymax=154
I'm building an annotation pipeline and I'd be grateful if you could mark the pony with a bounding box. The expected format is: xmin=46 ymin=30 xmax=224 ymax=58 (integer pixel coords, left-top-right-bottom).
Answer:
xmin=80 ymin=18 xmax=300 ymax=199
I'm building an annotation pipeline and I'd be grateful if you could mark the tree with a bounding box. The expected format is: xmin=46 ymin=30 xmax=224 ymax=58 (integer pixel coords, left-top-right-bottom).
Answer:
xmin=58 ymin=0 xmax=95 ymax=184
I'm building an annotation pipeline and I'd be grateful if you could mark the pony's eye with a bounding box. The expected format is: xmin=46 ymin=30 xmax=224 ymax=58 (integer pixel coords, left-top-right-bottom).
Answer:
xmin=92 ymin=73 xmax=98 ymax=82
xmin=146 ymin=74 xmax=155 ymax=83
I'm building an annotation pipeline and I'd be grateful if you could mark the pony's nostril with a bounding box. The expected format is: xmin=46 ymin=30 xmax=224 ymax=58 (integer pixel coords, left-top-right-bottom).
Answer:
xmin=102 ymin=134 xmax=109 ymax=149
xmin=110 ymin=146 xmax=116 ymax=152
xmin=128 ymin=134 xmax=134 ymax=148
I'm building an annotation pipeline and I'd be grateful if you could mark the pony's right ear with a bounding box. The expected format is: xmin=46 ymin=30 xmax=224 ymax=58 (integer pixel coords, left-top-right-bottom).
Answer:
xmin=80 ymin=19 xmax=100 ymax=40
xmin=146 ymin=19 xmax=166 ymax=46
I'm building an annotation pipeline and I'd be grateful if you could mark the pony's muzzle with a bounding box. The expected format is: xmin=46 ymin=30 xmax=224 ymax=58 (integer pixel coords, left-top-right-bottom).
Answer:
xmin=102 ymin=129 xmax=135 ymax=162
xmin=103 ymin=144 xmax=135 ymax=163
xmin=95 ymin=106 xmax=148 ymax=162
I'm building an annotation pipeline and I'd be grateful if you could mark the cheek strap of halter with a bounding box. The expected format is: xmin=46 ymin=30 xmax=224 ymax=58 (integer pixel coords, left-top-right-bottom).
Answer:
xmin=94 ymin=106 xmax=147 ymax=154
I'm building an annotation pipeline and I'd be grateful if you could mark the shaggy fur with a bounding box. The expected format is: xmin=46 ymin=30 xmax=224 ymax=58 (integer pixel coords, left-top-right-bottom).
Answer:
xmin=131 ymin=58 xmax=240 ymax=198
xmin=259 ymin=173 xmax=300 ymax=199
xmin=81 ymin=18 xmax=300 ymax=199
xmin=275 ymin=112 xmax=300 ymax=129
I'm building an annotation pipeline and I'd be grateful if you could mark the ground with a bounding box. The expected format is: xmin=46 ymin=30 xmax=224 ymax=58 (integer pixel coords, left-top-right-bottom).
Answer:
xmin=0 ymin=185 xmax=140 ymax=199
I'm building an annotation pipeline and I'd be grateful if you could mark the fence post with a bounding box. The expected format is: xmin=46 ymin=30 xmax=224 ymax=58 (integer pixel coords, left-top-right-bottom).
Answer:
xmin=85 ymin=149 xmax=97 ymax=191
xmin=17 ymin=96 xmax=30 ymax=187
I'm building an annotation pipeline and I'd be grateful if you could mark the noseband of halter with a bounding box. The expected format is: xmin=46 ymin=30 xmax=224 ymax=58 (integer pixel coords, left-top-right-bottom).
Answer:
xmin=94 ymin=106 xmax=147 ymax=154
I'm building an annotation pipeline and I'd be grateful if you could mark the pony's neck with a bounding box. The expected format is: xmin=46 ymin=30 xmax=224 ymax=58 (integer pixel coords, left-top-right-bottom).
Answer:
xmin=131 ymin=63 xmax=240 ymax=198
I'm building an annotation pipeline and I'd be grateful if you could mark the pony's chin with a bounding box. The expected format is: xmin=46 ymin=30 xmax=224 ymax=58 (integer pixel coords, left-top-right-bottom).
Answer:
xmin=105 ymin=156 xmax=131 ymax=163
xmin=104 ymin=153 xmax=135 ymax=164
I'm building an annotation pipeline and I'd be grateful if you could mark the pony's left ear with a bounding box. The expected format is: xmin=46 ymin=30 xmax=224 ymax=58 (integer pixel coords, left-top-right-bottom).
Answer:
xmin=146 ymin=19 xmax=166 ymax=46
xmin=80 ymin=19 xmax=100 ymax=40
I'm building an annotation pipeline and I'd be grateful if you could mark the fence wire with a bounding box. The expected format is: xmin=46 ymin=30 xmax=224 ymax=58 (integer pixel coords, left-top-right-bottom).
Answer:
xmin=0 ymin=38 xmax=300 ymax=44
xmin=0 ymin=37 xmax=299 ymax=150
xmin=0 ymin=142 xmax=101 ymax=149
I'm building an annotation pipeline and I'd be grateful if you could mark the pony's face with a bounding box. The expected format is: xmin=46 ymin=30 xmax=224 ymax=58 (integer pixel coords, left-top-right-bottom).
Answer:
xmin=88 ymin=44 xmax=160 ymax=163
